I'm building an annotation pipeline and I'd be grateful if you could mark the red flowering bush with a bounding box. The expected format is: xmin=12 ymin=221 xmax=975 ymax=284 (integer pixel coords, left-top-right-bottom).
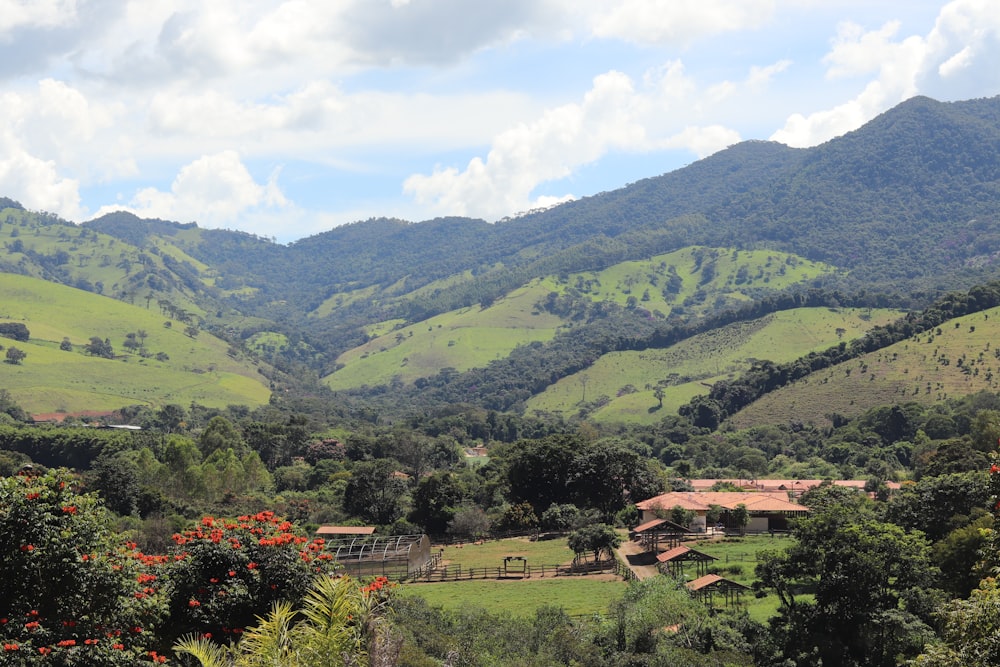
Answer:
xmin=0 ymin=469 xmax=164 ymax=665
xmin=159 ymin=511 xmax=340 ymax=646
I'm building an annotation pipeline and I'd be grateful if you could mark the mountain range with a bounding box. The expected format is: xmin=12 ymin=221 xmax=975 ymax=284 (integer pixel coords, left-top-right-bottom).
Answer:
xmin=3 ymin=93 xmax=1000 ymax=424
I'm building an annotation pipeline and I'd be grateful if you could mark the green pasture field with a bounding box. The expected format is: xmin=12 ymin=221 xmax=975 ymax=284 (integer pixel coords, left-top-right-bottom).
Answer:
xmin=565 ymin=247 xmax=837 ymax=317
xmin=437 ymin=535 xmax=578 ymax=570
xmin=324 ymin=282 xmax=565 ymax=390
xmin=400 ymin=535 xmax=798 ymax=621
xmin=0 ymin=209 xmax=214 ymax=315
xmin=0 ymin=274 xmax=270 ymax=413
xmin=399 ymin=578 xmax=628 ymax=617
xmin=401 ymin=535 xmax=624 ymax=617
xmin=730 ymin=306 xmax=1000 ymax=429
xmin=666 ymin=535 xmax=799 ymax=622
xmin=527 ymin=307 xmax=903 ymax=424
xmin=322 ymin=247 xmax=841 ymax=393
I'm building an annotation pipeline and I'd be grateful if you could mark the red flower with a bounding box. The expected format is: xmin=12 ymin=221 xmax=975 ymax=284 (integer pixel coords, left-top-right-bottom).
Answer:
xmin=61 ymin=505 xmax=77 ymax=514
xmin=3 ymin=643 xmax=19 ymax=651
xmin=38 ymin=647 xmax=51 ymax=655
xmin=20 ymin=545 xmax=34 ymax=552
xmin=188 ymin=599 xmax=201 ymax=608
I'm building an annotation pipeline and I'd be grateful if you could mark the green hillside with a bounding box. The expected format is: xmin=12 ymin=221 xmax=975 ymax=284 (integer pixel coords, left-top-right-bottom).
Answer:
xmin=729 ymin=306 xmax=1000 ymax=429
xmin=323 ymin=247 xmax=839 ymax=393
xmin=526 ymin=307 xmax=903 ymax=424
xmin=0 ymin=274 xmax=271 ymax=414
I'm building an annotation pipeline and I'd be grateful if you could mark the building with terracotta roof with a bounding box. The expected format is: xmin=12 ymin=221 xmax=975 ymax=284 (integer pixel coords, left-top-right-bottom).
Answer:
xmin=635 ymin=491 xmax=809 ymax=533
xmin=687 ymin=478 xmax=901 ymax=497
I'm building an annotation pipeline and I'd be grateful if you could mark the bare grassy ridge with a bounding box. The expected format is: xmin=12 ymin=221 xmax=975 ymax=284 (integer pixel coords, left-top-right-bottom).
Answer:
xmin=0 ymin=274 xmax=270 ymax=413
xmin=527 ymin=307 xmax=903 ymax=424
xmin=324 ymin=246 xmax=839 ymax=394
xmin=730 ymin=307 xmax=1000 ymax=428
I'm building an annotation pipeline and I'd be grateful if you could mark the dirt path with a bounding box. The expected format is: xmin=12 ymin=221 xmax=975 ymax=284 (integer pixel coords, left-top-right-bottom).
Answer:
xmin=615 ymin=538 xmax=660 ymax=581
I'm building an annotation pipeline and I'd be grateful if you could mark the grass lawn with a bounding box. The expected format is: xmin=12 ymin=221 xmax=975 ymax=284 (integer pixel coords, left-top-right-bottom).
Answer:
xmin=400 ymin=535 xmax=798 ymax=623
xmin=437 ymin=535 xmax=577 ymax=570
xmin=397 ymin=535 xmax=626 ymax=617
xmin=399 ymin=578 xmax=628 ymax=617
xmin=677 ymin=534 xmax=796 ymax=622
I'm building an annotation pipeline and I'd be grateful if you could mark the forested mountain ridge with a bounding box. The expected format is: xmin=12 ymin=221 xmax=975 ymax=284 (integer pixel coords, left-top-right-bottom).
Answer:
xmin=84 ymin=94 xmax=1000 ymax=320
xmin=2 ymin=94 xmax=1000 ymax=418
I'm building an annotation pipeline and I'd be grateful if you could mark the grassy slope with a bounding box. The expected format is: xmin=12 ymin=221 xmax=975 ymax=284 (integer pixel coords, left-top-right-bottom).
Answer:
xmin=323 ymin=247 xmax=840 ymax=393
xmin=0 ymin=208 xmax=219 ymax=318
xmin=324 ymin=281 xmax=565 ymax=390
xmin=730 ymin=306 xmax=1000 ymax=429
xmin=526 ymin=307 xmax=903 ymax=425
xmin=0 ymin=274 xmax=270 ymax=413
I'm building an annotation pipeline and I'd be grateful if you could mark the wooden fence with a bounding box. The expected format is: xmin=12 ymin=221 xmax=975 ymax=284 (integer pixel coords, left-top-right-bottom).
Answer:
xmin=408 ymin=558 xmax=619 ymax=582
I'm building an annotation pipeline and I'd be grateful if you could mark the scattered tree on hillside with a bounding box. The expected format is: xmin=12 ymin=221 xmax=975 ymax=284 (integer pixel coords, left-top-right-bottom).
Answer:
xmin=5 ymin=346 xmax=25 ymax=365
xmin=0 ymin=322 xmax=29 ymax=341
xmin=84 ymin=336 xmax=114 ymax=358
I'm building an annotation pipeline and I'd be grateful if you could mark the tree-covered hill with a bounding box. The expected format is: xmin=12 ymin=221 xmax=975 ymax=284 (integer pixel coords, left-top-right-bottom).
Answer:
xmin=1 ymin=93 xmax=999 ymax=416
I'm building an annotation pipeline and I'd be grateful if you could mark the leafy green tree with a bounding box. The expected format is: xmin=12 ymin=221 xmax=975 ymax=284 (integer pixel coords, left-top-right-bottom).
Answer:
xmin=84 ymin=336 xmax=114 ymax=359
xmin=90 ymin=452 xmax=142 ymax=516
xmin=447 ymin=505 xmax=491 ymax=540
xmin=568 ymin=439 xmax=664 ymax=520
xmin=198 ymin=416 xmax=245 ymax=457
xmin=669 ymin=504 xmax=695 ymax=528
xmin=882 ymin=471 xmax=989 ymax=542
xmin=731 ymin=503 xmax=750 ymax=535
xmin=0 ymin=322 xmax=30 ymax=341
xmin=912 ymin=578 xmax=1000 ymax=667
xmin=161 ymin=511 xmax=339 ymax=647
xmin=496 ymin=501 xmax=539 ymax=534
xmin=0 ymin=469 xmax=162 ymax=663
xmin=344 ymin=459 xmax=407 ymax=525
xmin=408 ymin=471 xmax=466 ymax=535
xmin=541 ymin=503 xmax=585 ymax=533
xmin=567 ymin=523 xmax=621 ymax=563
xmin=756 ymin=504 xmax=938 ymax=666
xmin=0 ymin=389 xmax=27 ymax=421
xmin=4 ymin=346 xmax=25 ymax=364
xmin=501 ymin=434 xmax=580 ymax=513
xmin=174 ymin=574 xmax=397 ymax=667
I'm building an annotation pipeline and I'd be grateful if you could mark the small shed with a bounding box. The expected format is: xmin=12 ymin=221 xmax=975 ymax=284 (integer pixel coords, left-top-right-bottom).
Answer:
xmin=656 ymin=545 xmax=717 ymax=578
xmin=316 ymin=525 xmax=377 ymax=537
xmin=685 ymin=574 xmax=750 ymax=608
xmin=631 ymin=518 xmax=691 ymax=552
xmin=326 ymin=534 xmax=432 ymax=580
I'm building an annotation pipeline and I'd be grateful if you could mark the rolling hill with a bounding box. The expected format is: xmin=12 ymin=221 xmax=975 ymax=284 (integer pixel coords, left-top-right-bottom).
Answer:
xmin=0 ymin=274 xmax=271 ymax=414
xmin=3 ymin=93 xmax=1000 ymax=420
xmin=729 ymin=305 xmax=1000 ymax=430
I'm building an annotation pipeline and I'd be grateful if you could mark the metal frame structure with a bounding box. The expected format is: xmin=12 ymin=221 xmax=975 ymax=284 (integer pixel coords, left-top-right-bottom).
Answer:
xmin=327 ymin=534 xmax=432 ymax=580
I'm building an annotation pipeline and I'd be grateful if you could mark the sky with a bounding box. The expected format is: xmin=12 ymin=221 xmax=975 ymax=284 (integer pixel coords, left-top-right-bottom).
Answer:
xmin=1 ymin=1 xmax=999 ymax=242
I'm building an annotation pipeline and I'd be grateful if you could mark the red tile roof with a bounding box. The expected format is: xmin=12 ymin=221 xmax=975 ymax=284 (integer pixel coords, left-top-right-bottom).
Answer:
xmin=315 ymin=526 xmax=376 ymax=536
xmin=636 ymin=491 xmax=808 ymax=513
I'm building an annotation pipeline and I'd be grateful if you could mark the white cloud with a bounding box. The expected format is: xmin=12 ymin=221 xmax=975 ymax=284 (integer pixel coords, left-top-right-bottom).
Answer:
xmin=0 ymin=0 xmax=79 ymax=32
xmin=664 ymin=125 xmax=742 ymax=157
xmin=938 ymin=45 xmax=972 ymax=77
xmin=404 ymin=64 xmax=745 ymax=219
xmin=97 ymin=151 xmax=288 ymax=229
xmin=0 ymin=144 xmax=83 ymax=218
xmin=590 ymin=0 xmax=775 ymax=45
xmin=772 ymin=0 xmax=1000 ymax=148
